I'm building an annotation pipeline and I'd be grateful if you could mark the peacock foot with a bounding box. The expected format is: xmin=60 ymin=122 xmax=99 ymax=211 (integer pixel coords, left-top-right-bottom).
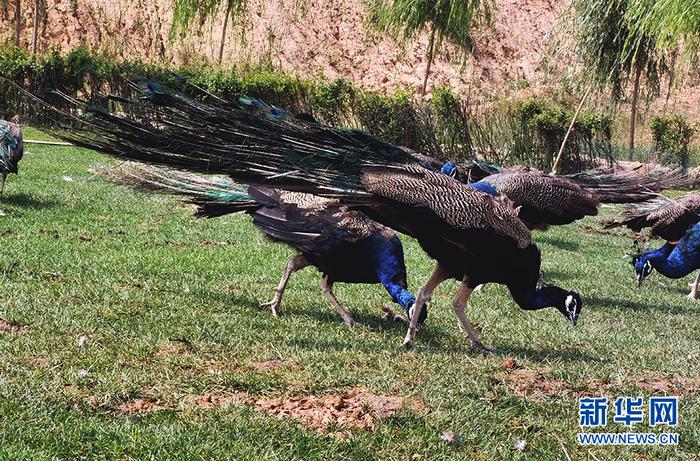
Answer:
xmin=402 ymin=328 xmax=417 ymax=349
xmin=687 ymin=292 xmax=699 ymax=301
xmin=471 ymin=340 xmax=495 ymax=355
xmin=342 ymin=316 xmax=356 ymax=327
xmin=473 ymin=284 xmax=486 ymax=293
xmin=259 ymin=299 xmax=282 ymax=317
xmin=382 ymin=303 xmax=408 ymax=324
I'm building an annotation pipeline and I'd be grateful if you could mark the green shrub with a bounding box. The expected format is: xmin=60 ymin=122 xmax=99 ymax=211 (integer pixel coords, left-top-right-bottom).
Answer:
xmin=514 ymin=97 xmax=613 ymax=171
xmin=0 ymin=44 xmax=616 ymax=172
xmin=650 ymin=114 xmax=696 ymax=169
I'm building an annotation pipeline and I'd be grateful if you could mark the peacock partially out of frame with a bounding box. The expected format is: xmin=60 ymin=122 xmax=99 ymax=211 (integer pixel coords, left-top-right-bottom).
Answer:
xmin=105 ymin=162 xmax=425 ymax=326
xmin=0 ymin=115 xmax=23 ymax=198
xmin=603 ymin=193 xmax=700 ymax=299
xmin=7 ymin=80 xmax=583 ymax=351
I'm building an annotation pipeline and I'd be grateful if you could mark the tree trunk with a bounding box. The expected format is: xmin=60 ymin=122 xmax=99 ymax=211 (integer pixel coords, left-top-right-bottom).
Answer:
xmin=31 ymin=0 xmax=39 ymax=54
xmin=217 ymin=0 xmax=232 ymax=64
xmin=628 ymin=63 xmax=642 ymax=160
xmin=421 ymin=25 xmax=436 ymax=96
xmin=14 ymin=0 xmax=20 ymax=46
xmin=551 ymin=85 xmax=592 ymax=175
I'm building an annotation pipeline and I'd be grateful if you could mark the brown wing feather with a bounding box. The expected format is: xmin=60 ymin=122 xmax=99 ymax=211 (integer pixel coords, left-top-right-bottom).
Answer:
xmin=489 ymin=170 xmax=599 ymax=222
xmin=360 ymin=165 xmax=531 ymax=248
xmin=602 ymin=193 xmax=700 ymax=241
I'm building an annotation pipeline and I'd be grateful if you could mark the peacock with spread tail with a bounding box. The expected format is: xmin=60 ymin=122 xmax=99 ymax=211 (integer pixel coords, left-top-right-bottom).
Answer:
xmin=0 ymin=115 xmax=23 ymax=198
xmin=603 ymin=194 xmax=700 ymax=299
xmin=105 ymin=162 xmax=425 ymax=326
xmin=5 ymin=80 xmax=583 ymax=351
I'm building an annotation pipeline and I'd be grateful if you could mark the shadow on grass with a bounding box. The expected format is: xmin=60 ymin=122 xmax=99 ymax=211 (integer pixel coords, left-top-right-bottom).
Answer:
xmin=536 ymin=235 xmax=580 ymax=252
xmin=586 ymin=293 xmax=698 ymax=316
xmin=2 ymin=193 xmax=60 ymax=209
xmin=539 ymin=269 xmax=575 ymax=283
xmin=497 ymin=344 xmax=603 ymax=363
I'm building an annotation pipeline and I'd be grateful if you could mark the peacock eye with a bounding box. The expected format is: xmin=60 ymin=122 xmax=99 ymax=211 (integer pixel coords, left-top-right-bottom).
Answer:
xmin=643 ymin=261 xmax=653 ymax=276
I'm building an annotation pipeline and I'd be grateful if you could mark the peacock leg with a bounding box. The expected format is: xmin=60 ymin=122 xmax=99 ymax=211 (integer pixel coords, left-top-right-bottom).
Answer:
xmin=402 ymin=262 xmax=450 ymax=348
xmin=319 ymin=275 xmax=356 ymax=327
xmin=452 ymin=278 xmax=493 ymax=353
xmin=688 ymin=271 xmax=700 ymax=301
xmin=536 ymin=270 xmax=546 ymax=290
xmin=0 ymin=173 xmax=6 ymax=199
xmin=260 ymin=254 xmax=310 ymax=316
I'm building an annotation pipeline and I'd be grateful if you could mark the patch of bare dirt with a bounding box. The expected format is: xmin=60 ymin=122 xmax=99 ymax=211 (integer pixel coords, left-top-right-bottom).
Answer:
xmin=255 ymin=388 xmax=421 ymax=431
xmin=493 ymin=361 xmax=700 ymax=400
xmin=494 ymin=368 xmax=571 ymax=398
xmin=637 ymin=375 xmax=700 ymax=395
xmin=117 ymin=398 xmax=165 ymax=415
xmin=23 ymin=356 xmax=49 ymax=368
xmin=187 ymin=387 xmax=422 ymax=432
xmin=189 ymin=392 xmax=251 ymax=409
xmin=156 ymin=339 xmax=192 ymax=357
xmin=577 ymin=378 xmax=616 ymax=397
xmin=251 ymin=359 xmax=298 ymax=372
xmin=0 ymin=318 xmax=26 ymax=334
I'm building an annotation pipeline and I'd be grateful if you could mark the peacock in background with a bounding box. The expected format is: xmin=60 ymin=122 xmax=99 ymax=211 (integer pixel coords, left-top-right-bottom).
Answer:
xmin=105 ymin=162 xmax=426 ymax=327
xmin=0 ymin=115 xmax=23 ymax=198
xmin=603 ymin=194 xmax=700 ymax=299
xmin=5 ymin=79 xmax=583 ymax=352
xmin=442 ymin=161 xmax=693 ymax=205
xmin=441 ymin=162 xmax=600 ymax=230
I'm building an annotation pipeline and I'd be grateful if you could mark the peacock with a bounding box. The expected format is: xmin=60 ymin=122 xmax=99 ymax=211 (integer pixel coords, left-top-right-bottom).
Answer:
xmin=105 ymin=162 xmax=426 ymax=327
xmin=6 ymin=80 xmax=583 ymax=352
xmin=442 ymin=161 xmax=693 ymax=205
xmin=441 ymin=162 xmax=600 ymax=290
xmin=603 ymin=193 xmax=700 ymax=298
xmin=441 ymin=162 xmax=600 ymax=229
xmin=0 ymin=115 xmax=23 ymax=198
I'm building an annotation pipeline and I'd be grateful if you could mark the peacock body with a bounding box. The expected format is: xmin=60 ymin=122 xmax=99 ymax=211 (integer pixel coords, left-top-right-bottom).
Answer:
xmin=107 ymin=163 xmax=422 ymax=325
xmin=441 ymin=162 xmax=600 ymax=230
xmin=604 ymin=193 xmax=700 ymax=297
xmin=0 ymin=115 xmax=23 ymax=197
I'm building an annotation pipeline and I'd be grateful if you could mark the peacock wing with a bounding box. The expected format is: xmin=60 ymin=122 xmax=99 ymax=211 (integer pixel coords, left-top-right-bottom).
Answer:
xmin=359 ymin=165 xmax=532 ymax=249
xmin=646 ymin=193 xmax=700 ymax=241
xmin=485 ymin=170 xmax=600 ymax=227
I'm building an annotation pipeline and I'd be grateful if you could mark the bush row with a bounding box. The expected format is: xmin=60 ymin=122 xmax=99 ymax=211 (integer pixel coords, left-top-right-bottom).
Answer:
xmin=0 ymin=44 xmax=630 ymax=172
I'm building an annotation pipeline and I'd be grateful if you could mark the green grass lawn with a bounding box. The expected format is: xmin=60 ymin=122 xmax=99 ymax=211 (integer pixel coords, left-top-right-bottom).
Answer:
xmin=0 ymin=128 xmax=699 ymax=460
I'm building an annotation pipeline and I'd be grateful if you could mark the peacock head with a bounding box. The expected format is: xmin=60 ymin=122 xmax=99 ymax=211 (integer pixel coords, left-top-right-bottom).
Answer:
xmin=557 ymin=291 xmax=582 ymax=327
xmin=633 ymin=255 xmax=654 ymax=287
xmin=440 ymin=162 xmax=458 ymax=178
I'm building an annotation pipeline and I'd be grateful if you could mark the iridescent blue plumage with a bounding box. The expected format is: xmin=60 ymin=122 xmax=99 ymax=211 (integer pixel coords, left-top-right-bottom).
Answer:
xmin=636 ymin=223 xmax=700 ymax=281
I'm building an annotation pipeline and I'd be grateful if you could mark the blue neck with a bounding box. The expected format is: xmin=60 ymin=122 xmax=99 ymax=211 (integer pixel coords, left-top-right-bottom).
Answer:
xmin=639 ymin=242 xmax=695 ymax=279
xmin=370 ymin=235 xmax=415 ymax=312
xmin=509 ymin=285 xmax=566 ymax=311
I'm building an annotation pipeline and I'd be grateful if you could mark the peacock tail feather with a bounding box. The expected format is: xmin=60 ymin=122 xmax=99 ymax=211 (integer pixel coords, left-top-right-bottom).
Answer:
xmin=602 ymin=193 xmax=700 ymax=241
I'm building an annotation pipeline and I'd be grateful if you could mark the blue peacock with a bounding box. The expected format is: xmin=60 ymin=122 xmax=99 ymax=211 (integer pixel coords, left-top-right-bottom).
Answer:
xmin=0 ymin=115 xmax=23 ymax=198
xmin=604 ymin=194 xmax=700 ymax=299
xmin=106 ymin=162 xmax=425 ymax=326
xmin=8 ymin=80 xmax=584 ymax=352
